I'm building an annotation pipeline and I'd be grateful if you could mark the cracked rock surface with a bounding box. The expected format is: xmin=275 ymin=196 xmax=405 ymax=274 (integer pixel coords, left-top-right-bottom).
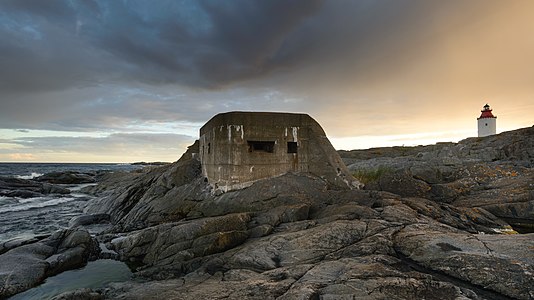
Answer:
xmin=7 ymin=128 xmax=532 ymax=299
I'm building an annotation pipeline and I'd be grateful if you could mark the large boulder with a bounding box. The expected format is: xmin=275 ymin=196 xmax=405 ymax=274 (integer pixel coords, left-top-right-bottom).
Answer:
xmin=109 ymin=213 xmax=251 ymax=269
xmin=0 ymin=235 xmax=47 ymax=255
xmin=0 ymin=228 xmax=99 ymax=298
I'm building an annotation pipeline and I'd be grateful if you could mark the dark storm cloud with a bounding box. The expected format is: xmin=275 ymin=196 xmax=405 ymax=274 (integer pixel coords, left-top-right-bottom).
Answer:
xmin=1 ymin=0 xmax=526 ymax=93
xmin=90 ymin=0 xmax=324 ymax=86
xmin=0 ymin=0 xmax=76 ymax=21
xmin=2 ymin=0 xmax=417 ymax=133
xmin=0 ymin=1 xmax=113 ymax=93
xmin=0 ymin=0 xmax=324 ymax=92
xmin=0 ymin=0 xmax=331 ymax=134
xmin=193 ymin=0 xmax=323 ymax=84
xmin=0 ymin=0 xmax=468 ymax=102
xmin=1 ymin=0 xmax=533 ymax=144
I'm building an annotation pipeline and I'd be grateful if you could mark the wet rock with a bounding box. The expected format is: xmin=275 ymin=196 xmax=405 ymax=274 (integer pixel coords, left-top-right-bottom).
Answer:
xmin=0 ymin=228 xmax=100 ymax=298
xmin=41 ymin=183 xmax=71 ymax=195
xmin=69 ymin=214 xmax=111 ymax=227
xmin=51 ymin=288 xmax=103 ymax=300
xmin=37 ymin=171 xmax=96 ymax=184
xmin=1 ymin=189 xmax=44 ymax=198
xmin=0 ymin=176 xmax=70 ymax=198
xmin=0 ymin=235 xmax=47 ymax=255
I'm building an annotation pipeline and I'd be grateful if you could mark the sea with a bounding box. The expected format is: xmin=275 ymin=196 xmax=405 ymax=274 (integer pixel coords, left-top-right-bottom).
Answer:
xmin=0 ymin=163 xmax=143 ymax=299
xmin=0 ymin=163 xmax=141 ymax=242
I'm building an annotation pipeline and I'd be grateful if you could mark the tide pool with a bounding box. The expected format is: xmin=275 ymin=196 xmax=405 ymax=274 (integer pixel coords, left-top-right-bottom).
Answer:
xmin=10 ymin=259 xmax=132 ymax=300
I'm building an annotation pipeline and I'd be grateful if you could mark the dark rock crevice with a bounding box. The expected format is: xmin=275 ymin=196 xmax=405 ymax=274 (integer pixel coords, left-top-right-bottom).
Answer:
xmin=391 ymin=250 xmax=513 ymax=300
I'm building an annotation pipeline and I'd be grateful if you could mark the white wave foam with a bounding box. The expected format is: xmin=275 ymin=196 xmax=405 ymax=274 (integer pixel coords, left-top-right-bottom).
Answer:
xmin=0 ymin=197 xmax=78 ymax=214
xmin=15 ymin=172 xmax=44 ymax=180
xmin=18 ymin=198 xmax=38 ymax=204
xmin=68 ymin=183 xmax=97 ymax=192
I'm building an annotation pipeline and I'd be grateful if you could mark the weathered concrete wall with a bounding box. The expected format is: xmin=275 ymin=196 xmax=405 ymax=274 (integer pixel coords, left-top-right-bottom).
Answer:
xmin=199 ymin=112 xmax=361 ymax=192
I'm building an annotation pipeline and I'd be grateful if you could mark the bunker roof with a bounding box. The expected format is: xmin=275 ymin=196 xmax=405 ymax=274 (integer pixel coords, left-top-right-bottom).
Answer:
xmin=200 ymin=111 xmax=317 ymax=136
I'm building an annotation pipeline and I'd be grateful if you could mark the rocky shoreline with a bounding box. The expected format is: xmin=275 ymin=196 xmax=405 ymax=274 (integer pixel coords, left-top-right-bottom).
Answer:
xmin=1 ymin=126 xmax=533 ymax=299
xmin=0 ymin=171 xmax=98 ymax=199
xmin=0 ymin=228 xmax=99 ymax=298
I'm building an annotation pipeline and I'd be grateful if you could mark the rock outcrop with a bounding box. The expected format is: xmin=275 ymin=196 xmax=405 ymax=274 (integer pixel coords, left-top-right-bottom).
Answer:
xmin=8 ymin=126 xmax=534 ymax=299
xmin=343 ymin=126 xmax=534 ymax=232
xmin=0 ymin=170 xmax=104 ymax=199
xmin=93 ymin=190 xmax=533 ymax=299
xmin=36 ymin=171 xmax=97 ymax=184
xmin=0 ymin=228 xmax=99 ymax=298
xmin=0 ymin=176 xmax=71 ymax=198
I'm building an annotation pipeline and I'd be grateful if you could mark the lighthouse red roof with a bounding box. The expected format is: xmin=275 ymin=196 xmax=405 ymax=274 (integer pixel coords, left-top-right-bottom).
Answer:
xmin=478 ymin=104 xmax=496 ymax=119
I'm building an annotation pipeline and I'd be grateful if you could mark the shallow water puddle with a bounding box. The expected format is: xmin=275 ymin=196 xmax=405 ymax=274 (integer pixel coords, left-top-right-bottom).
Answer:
xmin=10 ymin=259 xmax=132 ymax=300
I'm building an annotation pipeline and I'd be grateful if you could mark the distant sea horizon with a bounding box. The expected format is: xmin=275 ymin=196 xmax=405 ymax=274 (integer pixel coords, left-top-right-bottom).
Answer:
xmin=0 ymin=161 xmax=171 ymax=177
xmin=0 ymin=161 xmax=168 ymax=164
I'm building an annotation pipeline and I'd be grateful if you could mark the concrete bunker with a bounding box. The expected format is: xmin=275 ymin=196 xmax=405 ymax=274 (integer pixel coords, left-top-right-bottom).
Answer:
xmin=199 ymin=111 xmax=361 ymax=192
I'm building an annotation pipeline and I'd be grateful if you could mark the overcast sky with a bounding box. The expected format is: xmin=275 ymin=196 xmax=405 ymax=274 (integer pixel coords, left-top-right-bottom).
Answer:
xmin=1 ymin=0 xmax=533 ymax=162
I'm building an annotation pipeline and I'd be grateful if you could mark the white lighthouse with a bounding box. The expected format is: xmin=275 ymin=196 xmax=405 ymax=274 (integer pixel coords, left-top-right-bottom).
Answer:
xmin=477 ymin=104 xmax=497 ymax=137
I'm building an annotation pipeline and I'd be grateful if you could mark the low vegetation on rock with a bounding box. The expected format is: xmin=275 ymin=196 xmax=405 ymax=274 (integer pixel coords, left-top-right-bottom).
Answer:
xmin=352 ymin=166 xmax=392 ymax=184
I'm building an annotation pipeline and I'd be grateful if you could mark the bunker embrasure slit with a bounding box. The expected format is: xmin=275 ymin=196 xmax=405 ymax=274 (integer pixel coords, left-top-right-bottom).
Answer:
xmin=248 ymin=141 xmax=275 ymax=153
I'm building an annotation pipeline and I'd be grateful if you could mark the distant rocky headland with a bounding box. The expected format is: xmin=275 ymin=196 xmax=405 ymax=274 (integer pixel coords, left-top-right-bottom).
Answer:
xmin=1 ymin=126 xmax=533 ymax=299
xmin=131 ymin=162 xmax=171 ymax=166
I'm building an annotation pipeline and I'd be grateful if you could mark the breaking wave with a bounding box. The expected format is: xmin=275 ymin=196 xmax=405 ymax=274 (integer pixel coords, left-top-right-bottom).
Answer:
xmin=0 ymin=197 xmax=78 ymax=214
xmin=15 ymin=172 xmax=44 ymax=180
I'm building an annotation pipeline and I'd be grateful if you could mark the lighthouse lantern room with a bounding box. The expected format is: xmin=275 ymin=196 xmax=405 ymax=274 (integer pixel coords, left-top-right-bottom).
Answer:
xmin=477 ymin=104 xmax=497 ymax=137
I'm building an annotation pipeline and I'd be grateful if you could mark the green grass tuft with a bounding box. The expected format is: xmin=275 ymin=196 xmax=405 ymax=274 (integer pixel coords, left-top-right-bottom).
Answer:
xmin=352 ymin=167 xmax=392 ymax=184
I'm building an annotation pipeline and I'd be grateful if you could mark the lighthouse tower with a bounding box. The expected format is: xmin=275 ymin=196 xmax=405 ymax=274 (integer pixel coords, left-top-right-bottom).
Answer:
xmin=477 ymin=104 xmax=497 ymax=137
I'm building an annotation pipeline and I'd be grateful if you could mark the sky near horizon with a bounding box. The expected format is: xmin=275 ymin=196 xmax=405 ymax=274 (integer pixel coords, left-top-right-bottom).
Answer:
xmin=1 ymin=0 xmax=533 ymax=163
